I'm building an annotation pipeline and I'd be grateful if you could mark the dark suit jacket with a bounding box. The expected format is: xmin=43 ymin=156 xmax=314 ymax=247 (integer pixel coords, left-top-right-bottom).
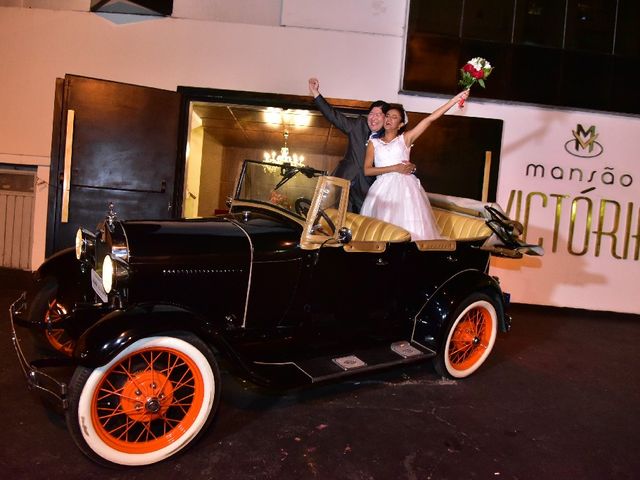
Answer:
xmin=314 ymin=94 xmax=375 ymax=213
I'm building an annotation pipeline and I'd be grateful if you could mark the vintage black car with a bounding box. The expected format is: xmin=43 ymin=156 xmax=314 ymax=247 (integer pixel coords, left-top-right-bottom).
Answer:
xmin=10 ymin=159 xmax=541 ymax=467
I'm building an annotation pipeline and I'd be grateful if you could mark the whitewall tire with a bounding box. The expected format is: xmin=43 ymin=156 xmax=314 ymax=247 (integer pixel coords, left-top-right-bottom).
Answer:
xmin=66 ymin=335 xmax=219 ymax=466
xmin=434 ymin=295 xmax=499 ymax=379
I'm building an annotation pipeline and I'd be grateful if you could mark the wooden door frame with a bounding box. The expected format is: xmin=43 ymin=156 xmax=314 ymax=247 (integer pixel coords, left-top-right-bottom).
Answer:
xmin=46 ymin=78 xmax=65 ymax=258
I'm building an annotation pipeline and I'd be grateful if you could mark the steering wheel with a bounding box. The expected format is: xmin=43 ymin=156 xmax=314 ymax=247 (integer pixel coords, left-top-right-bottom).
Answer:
xmin=484 ymin=206 xmax=523 ymax=246
xmin=295 ymin=197 xmax=312 ymax=217
xmin=294 ymin=197 xmax=336 ymax=236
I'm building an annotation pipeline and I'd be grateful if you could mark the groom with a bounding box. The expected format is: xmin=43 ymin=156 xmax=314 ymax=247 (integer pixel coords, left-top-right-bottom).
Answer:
xmin=308 ymin=77 xmax=387 ymax=214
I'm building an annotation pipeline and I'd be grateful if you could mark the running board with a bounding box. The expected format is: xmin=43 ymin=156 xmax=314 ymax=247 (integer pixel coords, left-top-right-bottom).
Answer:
xmin=254 ymin=341 xmax=436 ymax=384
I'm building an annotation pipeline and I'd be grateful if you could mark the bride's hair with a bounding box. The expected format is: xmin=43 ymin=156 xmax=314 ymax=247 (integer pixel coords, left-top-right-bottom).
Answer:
xmin=384 ymin=103 xmax=408 ymax=134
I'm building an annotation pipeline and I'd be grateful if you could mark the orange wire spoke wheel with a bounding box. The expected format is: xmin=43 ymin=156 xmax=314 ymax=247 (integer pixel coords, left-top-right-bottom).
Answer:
xmin=435 ymin=297 xmax=498 ymax=379
xmin=68 ymin=336 xmax=218 ymax=466
xmin=44 ymin=298 xmax=75 ymax=356
xmin=91 ymin=346 xmax=205 ymax=454
xmin=447 ymin=305 xmax=493 ymax=372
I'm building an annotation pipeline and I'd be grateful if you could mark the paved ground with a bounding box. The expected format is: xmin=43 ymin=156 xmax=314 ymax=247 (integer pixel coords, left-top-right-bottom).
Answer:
xmin=1 ymin=268 xmax=639 ymax=479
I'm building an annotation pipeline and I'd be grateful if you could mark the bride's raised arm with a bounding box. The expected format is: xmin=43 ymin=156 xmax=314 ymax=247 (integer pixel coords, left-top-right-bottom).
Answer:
xmin=403 ymin=90 xmax=469 ymax=146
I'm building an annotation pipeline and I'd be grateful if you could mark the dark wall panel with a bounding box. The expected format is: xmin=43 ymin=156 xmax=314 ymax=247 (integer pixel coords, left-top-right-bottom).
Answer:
xmin=404 ymin=0 xmax=640 ymax=114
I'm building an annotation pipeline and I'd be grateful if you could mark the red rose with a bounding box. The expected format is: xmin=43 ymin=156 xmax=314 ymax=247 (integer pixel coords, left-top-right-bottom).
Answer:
xmin=463 ymin=63 xmax=484 ymax=79
xmin=471 ymin=68 xmax=484 ymax=79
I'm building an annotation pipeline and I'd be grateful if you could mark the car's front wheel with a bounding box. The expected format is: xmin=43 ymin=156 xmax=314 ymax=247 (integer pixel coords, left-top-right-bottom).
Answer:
xmin=66 ymin=334 xmax=220 ymax=467
xmin=433 ymin=293 xmax=499 ymax=379
xmin=27 ymin=276 xmax=75 ymax=356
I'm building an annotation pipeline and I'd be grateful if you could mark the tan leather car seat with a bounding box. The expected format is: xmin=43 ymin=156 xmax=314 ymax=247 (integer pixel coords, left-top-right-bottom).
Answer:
xmin=342 ymin=212 xmax=411 ymax=242
xmin=433 ymin=208 xmax=492 ymax=240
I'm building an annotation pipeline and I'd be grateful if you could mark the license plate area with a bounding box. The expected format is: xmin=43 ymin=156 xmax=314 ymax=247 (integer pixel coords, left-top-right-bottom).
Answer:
xmin=90 ymin=269 xmax=109 ymax=303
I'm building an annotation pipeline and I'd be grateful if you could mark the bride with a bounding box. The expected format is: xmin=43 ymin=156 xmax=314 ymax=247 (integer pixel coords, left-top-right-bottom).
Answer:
xmin=360 ymin=91 xmax=469 ymax=240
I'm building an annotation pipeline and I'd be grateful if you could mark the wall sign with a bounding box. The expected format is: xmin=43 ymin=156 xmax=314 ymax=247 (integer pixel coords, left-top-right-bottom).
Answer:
xmin=504 ymin=124 xmax=638 ymax=262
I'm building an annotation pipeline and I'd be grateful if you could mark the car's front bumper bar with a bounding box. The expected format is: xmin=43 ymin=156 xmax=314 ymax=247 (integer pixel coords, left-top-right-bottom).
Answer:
xmin=9 ymin=292 xmax=71 ymax=410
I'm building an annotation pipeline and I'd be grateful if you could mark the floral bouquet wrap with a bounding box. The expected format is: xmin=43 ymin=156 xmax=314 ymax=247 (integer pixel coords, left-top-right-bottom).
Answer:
xmin=458 ymin=57 xmax=493 ymax=107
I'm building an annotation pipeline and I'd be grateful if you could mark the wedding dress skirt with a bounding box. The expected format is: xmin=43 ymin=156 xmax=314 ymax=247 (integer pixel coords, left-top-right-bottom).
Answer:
xmin=361 ymin=172 xmax=440 ymax=241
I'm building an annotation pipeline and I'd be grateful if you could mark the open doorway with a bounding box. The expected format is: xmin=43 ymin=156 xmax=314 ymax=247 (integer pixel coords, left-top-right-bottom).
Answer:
xmin=182 ymin=101 xmax=358 ymax=218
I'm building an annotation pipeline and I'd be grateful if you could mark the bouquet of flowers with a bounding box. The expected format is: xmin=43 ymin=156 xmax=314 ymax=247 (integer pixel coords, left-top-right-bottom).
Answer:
xmin=458 ymin=57 xmax=493 ymax=107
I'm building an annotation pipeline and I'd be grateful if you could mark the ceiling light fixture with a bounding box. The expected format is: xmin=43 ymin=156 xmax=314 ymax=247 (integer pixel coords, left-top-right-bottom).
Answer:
xmin=263 ymin=131 xmax=305 ymax=171
xmin=263 ymin=108 xmax=311 ymax=127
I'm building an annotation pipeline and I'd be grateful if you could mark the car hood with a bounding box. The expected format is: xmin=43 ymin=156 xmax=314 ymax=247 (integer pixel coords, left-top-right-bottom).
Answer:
xmin=121 ymin=212 xmax=302 ymax=261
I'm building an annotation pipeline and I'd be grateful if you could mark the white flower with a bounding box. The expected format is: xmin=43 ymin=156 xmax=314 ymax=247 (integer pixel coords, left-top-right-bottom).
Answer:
xmin=467 ymin=57 xmax=491 ymax=72
xmin=468 ymin=58 xmax=482 ymax=69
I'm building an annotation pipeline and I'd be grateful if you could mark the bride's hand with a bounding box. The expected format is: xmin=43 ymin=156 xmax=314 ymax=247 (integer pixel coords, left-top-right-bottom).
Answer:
xmin=457 ymin=89 xmax=470 ymax=107
xmin=396 ymin=162 xmax=416 ymax=175
xmin=454 ymin=89 xmax=469 ymax=101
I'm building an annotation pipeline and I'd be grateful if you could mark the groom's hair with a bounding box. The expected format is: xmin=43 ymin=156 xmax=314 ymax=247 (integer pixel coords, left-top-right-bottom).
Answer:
xmin=368 ymin=100 xmax=388 ymax=113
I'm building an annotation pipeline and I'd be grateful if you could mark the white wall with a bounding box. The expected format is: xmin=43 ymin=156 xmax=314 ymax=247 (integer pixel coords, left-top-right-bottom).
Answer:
xmin=0 ymin=3 xmax=638 ymax=314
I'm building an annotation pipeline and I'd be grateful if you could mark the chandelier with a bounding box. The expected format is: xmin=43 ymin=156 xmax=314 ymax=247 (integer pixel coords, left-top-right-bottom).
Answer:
xmin=263 ymin=130 xmax=305 ymax=170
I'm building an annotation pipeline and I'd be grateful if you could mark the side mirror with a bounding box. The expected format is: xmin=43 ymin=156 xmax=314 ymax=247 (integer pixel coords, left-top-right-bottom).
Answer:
xmin=338 ymin=227 xmax=352 ymax=244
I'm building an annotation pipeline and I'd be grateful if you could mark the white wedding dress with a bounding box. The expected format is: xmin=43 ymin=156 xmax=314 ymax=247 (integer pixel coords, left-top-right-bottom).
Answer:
xmin=360 ymin=134 xmax=440 ymax=240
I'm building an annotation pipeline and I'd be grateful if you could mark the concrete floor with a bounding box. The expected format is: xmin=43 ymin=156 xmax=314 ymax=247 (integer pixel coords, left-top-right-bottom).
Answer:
xmin=1 ymin=267 xmax=639 ymax=479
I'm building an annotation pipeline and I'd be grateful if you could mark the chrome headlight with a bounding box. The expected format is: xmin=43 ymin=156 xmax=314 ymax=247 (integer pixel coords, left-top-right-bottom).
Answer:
xmin=101 ymin=255 xmax=129 ymax=294
xmin=75 ymin=228 xmax=96 ymax=262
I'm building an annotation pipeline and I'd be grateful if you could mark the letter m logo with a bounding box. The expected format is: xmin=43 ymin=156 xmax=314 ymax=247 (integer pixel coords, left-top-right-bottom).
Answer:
xmin=572 ymin=125 xmax=598 ymax=153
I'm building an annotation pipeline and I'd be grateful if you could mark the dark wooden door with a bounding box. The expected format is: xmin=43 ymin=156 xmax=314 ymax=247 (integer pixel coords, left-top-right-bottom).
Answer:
xmin=47 ymin=75 xmax=181 ymax=255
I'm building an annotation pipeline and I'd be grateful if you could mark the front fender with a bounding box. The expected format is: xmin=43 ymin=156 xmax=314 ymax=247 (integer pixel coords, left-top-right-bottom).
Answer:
xmin=36 ymin=247 xmax=79 ymax=281
xmin=412 ymin=269 xmax=506 ymax=350
xmin=73 ymin=303 xmax=226 ymax=368
xmin=30 ymin=248 xmax=93 ymax=315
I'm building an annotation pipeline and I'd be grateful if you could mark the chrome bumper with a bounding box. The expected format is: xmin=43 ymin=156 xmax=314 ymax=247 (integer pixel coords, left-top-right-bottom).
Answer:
xmin=9 ymin=292 xmax=70 ymax=409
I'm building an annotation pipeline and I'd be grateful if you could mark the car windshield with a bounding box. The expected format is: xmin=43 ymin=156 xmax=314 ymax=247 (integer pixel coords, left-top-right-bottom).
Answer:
xmin=235 ymin=160 xmax=325 ymax=219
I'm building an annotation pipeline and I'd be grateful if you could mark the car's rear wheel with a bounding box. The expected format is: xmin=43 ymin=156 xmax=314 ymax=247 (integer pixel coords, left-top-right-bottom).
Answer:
xmin=27 ymin=276 xmax=75 ymax=356
xmin=66 ymin=335 xmax=220 ymax=467
xmin=433 ymin=293 xmax=498 ymax=379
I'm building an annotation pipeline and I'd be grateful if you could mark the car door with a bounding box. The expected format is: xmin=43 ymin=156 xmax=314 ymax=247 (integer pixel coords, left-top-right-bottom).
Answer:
xmin=304 ymin=243 xmax=408 ymax=342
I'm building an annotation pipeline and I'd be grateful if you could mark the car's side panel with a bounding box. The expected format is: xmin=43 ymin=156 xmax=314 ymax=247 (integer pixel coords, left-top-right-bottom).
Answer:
xmin=119 ymin=216 xmax=287 ymax=331
xmin=300 ymin=243 xmax=409 ymax=338
xmin=123 ymin=220 xmax=252 ymax=330
xmin=231 ymin=213 xmax=307 ymax=330
xmin=371 ymin=241 xmax=491 ymax=325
